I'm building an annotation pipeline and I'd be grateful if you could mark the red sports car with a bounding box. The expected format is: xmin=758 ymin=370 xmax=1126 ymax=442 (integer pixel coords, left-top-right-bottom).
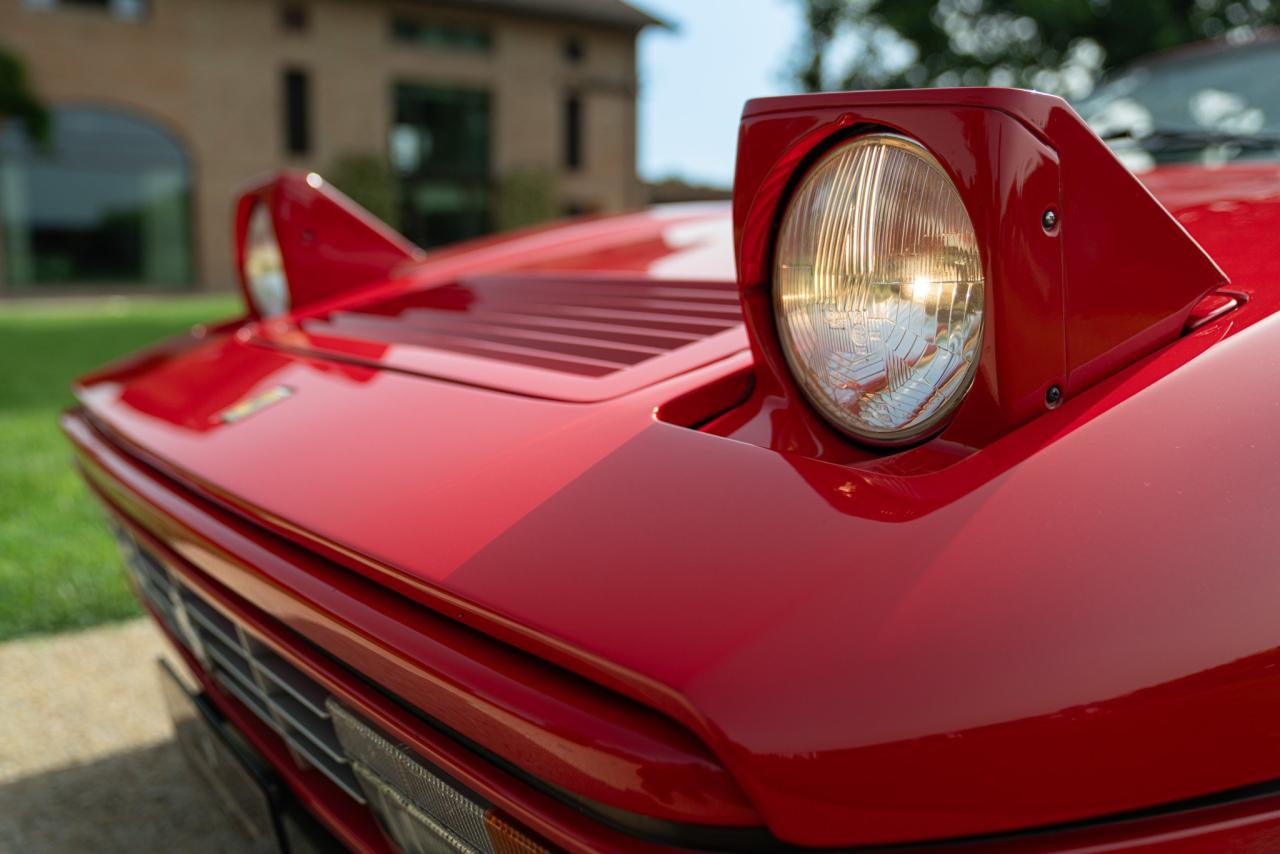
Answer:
xmin=67 ymin=38 xmax=1280 ymax=853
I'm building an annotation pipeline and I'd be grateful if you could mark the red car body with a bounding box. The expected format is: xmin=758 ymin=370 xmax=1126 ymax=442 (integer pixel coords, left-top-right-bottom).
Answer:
xmin=65 ymin=85 xmax=1280 ymax=852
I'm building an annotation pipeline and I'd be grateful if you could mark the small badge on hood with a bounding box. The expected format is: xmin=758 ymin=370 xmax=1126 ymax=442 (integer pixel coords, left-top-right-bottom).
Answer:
xmin=217 ymin=384 xmax=295 ymax=424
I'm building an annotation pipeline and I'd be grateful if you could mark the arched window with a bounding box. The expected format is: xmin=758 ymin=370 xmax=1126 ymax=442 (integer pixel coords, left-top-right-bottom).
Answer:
xmin=0 ymin=105 xmax=193 ymax=290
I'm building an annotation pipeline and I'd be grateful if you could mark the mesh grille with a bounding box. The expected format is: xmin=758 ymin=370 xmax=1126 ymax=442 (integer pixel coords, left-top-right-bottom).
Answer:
xmin=331 ymin=701 xmax=493 ymax=852
xmin=353 ymin=764 xmax=480 ymax=854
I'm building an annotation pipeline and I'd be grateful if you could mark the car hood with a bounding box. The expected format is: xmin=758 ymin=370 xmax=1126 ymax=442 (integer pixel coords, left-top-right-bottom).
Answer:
xmin=248 ymin=206 xmax=748 ymax=404
xmin=75 ymin=165 xmax=1280 ymax=848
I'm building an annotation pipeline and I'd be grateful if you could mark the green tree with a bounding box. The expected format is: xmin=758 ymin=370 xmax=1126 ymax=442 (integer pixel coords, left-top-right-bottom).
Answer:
xmin=791 ymin=0 xmax=1280 ymax=97
xmin=496 ymin=167 xmax=559 ymax=232
xmin=0 ymin=47 xmax=50 ymax=143
xmin=326 ymin=152 xmax=400 ymax=229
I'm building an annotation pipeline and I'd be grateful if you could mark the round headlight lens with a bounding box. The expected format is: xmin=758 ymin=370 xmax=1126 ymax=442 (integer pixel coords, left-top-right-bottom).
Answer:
xmin=774 ymin=133 xmax=985 ymax=445
xmin=244 ymin=203 xmax=290 ymax=317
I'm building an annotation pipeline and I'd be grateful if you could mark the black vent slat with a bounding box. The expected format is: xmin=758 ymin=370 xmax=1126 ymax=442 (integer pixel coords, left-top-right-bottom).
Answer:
xmin=271 ymin=692 xmax=347 ymax=764
xmin=203 ymin=635 xmax=260 ymax=694
xmin=181 ymin=591 xmax=240 ymax=650
xmin=255 ymin=651 xmax=331 ymax=719
xmin=216 ymin=671 xmax=276 ymax=723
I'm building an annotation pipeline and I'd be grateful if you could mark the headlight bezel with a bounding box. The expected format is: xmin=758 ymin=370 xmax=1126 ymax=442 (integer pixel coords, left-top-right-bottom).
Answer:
xmin=771 ymin=130 xmax=987 ymax=447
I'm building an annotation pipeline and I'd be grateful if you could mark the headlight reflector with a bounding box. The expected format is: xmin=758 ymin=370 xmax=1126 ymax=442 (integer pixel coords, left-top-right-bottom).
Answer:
xmin=774 ymin=133 xmax=985 ymax=445
xmin=244 ymin=202 xmax=290 ymax=317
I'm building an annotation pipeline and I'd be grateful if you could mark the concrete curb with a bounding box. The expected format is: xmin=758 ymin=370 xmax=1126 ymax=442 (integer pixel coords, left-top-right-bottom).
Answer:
xmin=0 ymin=619 xmax=247 ymax=852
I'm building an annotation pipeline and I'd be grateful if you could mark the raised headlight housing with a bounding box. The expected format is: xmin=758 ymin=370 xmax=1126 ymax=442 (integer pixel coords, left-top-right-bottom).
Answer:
xmin=773 ymin=133 xmax=985 ymax=446
xmin=234 ymin=172 xmax=421 ymax=319
xmin=735 ymin=90 xmax=1227 ymax=457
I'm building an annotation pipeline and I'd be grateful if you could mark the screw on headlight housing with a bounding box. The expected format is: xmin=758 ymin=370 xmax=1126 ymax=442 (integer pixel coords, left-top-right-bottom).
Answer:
xmin=1042 ymin=209 xmax=1058 ymax=232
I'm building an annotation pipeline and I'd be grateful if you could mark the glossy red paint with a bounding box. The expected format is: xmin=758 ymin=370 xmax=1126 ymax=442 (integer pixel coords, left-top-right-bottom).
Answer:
xmin=235 ymin=172 xmax=423 ymax=317
xmin=733 ymin=88 xmax=1227 ymax=449
xmin=1184 ymin=290 xmax=1244 ymax=331
xmin=96 ymin=479 xmax=716 ymax=853
xmin=107 ymin=415 xmax=1280 ymax=854
xmin=65 ymin=94 xmax=1280 ymax=850
xmin=65 ymin=411 xmax=759 ymax=832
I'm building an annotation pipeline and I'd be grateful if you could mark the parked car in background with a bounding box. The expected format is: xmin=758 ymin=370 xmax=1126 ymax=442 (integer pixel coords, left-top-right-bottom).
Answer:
xmin=64 ymin=34 xmax=1280 ymax=853
xmin=1077 ymin=29 xmax=1280 ymax=169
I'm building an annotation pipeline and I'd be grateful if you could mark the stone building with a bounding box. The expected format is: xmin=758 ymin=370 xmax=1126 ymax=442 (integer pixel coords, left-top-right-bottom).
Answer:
xmin=0 ymin=0 xmax=660 ymax=293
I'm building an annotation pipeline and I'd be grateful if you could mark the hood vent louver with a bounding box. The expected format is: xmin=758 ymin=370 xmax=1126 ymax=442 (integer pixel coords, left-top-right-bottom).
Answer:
xmin=255 ymin=272 xmax=748 ymax=402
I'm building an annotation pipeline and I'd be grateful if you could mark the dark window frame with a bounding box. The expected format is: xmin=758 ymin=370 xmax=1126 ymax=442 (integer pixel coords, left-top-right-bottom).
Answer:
xmin=25 ymin=0 xmax=149 ymax=20
xmin=390 ymin=16 xmax=491 ymax=52
xmin=564 ymin=36 xmax=586 ymax=64
xmin=564 ymin=92 xmax=583 ymax=171
xmin=283 ymin=67 xmax=312 ymax=156
xmin=280 ymin=2 xmax=309 ymax=32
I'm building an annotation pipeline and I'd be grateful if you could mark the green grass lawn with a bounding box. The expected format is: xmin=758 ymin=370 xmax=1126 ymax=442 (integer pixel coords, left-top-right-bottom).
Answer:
xmin=0 ymin=295 xmax=239 ymax=640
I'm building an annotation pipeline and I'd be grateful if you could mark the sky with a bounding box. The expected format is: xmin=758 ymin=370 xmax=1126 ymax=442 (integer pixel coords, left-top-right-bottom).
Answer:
xmin=630 ymin=0 xmax=803 ymax=189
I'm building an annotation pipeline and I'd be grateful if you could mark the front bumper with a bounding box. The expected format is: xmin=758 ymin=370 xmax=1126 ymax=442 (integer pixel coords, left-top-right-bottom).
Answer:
xmin=138 ymin=525 xmax=556 ymax=854
xmin=66 ymin=408 xmax=759 ymax=853
xmin=66 ymin=406 xmax=1280 ymax=853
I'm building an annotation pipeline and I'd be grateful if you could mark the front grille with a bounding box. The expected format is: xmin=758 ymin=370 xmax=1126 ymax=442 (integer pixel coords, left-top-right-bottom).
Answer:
xmin=112 ymin=521 xmax=552 ymax=854
xmin=110 ymin=521 xmax=363 ymax=801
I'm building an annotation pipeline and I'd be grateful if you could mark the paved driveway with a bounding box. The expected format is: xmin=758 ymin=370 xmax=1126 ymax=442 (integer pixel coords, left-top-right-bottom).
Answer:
xmin=0 ymin=619 xmax=247 ymax=853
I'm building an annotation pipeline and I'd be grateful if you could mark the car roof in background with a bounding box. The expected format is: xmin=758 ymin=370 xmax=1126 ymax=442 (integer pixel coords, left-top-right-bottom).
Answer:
xmin=1119 ymin=26 xmax=1280 ymax=72
xmin=416 ymin=0 xmax=671 ymax=31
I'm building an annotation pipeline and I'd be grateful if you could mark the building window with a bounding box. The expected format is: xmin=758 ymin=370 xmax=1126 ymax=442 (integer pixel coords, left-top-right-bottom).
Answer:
xmin=0 ymin=106 xmax=193 ymax=290
xmin=564 ymin=93 xmax=583 ymax=171
xmin=390 ymin=84 xmax=490 ymax=248
xmin=563 ymin=201 xmax=596 ymax=217
xmin=23 ymin=0 xmax=148 ymax=21
xmin=283 ymin=68 xmax=311 ymax=156
xmin=280 ymin=2 xmax=308 ymax=32
xmin=564 ymin=36 xmax=586 ymax=64
xmin=391 ymin=17 xmax=490 ymax=52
